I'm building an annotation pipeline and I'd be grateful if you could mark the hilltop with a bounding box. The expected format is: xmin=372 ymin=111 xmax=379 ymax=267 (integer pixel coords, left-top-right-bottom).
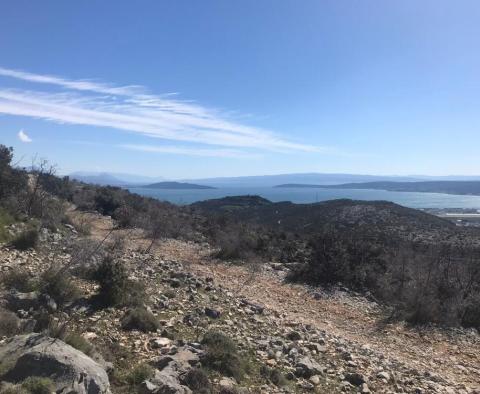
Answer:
xmin=192 ymin=195 xmax=467 ymax=244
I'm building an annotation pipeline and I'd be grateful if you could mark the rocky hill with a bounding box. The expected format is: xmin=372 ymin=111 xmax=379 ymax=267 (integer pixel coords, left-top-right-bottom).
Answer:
xmin=0 ymin=145 xmax=479 ymax=393
xmin=192 ymin=196 xmax=475 ymax=244
xmin=1 ymin=210 xmax=479 ymax=393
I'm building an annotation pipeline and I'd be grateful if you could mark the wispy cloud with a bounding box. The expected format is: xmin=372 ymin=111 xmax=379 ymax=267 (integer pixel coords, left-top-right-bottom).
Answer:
xmin=18 ymin=129 xmax=32 ymax=143
xmin=0 ymin=66 xmax=320 ymax=155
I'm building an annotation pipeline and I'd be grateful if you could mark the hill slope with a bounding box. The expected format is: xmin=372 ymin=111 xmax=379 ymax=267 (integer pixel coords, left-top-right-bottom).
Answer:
xmin=192 ymin=195 xmax=467 ymax=243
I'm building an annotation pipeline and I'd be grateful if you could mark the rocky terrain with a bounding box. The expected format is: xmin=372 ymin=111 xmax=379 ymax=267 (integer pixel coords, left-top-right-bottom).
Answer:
xmin=1 ymin=209 xmax=479 ymax=393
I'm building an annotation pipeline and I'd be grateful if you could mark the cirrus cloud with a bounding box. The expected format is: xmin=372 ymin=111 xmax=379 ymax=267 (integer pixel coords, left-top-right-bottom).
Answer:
xmin=0 ymin=66 xmax=323 ymax=156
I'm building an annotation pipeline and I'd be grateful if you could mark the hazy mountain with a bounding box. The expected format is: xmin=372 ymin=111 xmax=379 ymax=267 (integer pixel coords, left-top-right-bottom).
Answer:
xmin=70 ymin=171 xmax=480 ymax=188
xmin=143 ymin=181 xmax=216 ymax=190
xmin=70 ymin=172 xmax=165 ymax=186
xmin=184 ymin=173 xmax=423 ymax=187
xmin=276 ymin=180 xmax=480 ymax=196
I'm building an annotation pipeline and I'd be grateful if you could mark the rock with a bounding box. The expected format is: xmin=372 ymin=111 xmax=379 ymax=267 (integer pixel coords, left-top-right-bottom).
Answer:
xmin=40 ymin=294 xmax=57 ymax=312
xmin=204 ymin=307 xmax=221 ymax=319
xmin=286 ymin=331 xmax=302 ymax=341
xmin=142 ymin=371 xmax=191 ymax=394
xmin=309 ymin=375 xmax=321 ymax=385
xmin=152 ymin=337 xmax=172 ymax=348
xmin=6 ymin=290 xmax=40 ymax=311
xmin=0 ymin=333 xmax=111 ymax=394
xmin=298 ymin=381 xmax=315 ymax=391
xmin=219 ymin=377 xmax=236 ymax=387
xmin=377 ymin=371 xmax=390 ymax=381
xmin=146 ymin=348 xmax=200 ymax=394
xmin=296 ymin=357 xmax=323 ymax=378
xmin=345 ymin=372 xmax=366 ymax=386
xmin=153 ymin=347 xmax=202 ymax=375
xmin=240 ymin=299 xmax=264 ymax=314
xmin=139 ymin=380 xmax=160 ymax=393
xmin=361 ymin=383 xmax=371 ymax=393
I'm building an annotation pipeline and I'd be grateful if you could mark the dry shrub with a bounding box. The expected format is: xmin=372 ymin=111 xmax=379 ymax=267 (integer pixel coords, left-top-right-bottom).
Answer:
xmin=93 ymin=256 xmax=145 ymax=307
xmin=0 ymin=309 xmax=19 ymax=337
xmin=121 ymin=308 xmax=158 ymax=333
xmin=10 ymin=228 xmax=39 ymax=251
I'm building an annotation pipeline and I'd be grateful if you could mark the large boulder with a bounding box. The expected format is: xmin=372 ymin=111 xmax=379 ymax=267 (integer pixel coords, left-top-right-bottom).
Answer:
xmin=295 ymin=356 xmax=324 ymax=378
xmin=0 ymin=333 xmax=111 ymax=394
xmin=142 ymin=346 xmax=203 ymax=393
xmin=6 ymin=290 xmax=40 ymax=311
xmin=139 ymin=370 xmax=191 ymax=394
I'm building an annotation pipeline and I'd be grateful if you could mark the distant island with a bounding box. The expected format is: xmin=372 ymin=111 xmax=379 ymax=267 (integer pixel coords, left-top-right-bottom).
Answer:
xmin=143 ymin=181 xmax=216 ymax=190
xmin=275 ymin=181 xmax=480 ymax=196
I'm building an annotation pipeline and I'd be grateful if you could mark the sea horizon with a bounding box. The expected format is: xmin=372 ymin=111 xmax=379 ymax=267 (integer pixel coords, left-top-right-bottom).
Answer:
xmin=128 ymin=186 xmax=480 ymax=209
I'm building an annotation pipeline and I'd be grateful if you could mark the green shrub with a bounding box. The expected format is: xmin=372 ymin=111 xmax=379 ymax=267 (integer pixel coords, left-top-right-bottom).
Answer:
xmin=201 ymin=331 xmax=247 ymax=381
xmin=218 ymin=388 xmax=241 ymax=394
xmin=163 ymin=289 xmax=176 ymax=299
xmin=0 ymin=208 xmax=14 ymax=244
xmin=121 ymin=308 xmax=159 ymax=333
xmin=0 ymin=309 xmax=19 ymax=337
xmin=10 ymin=228 xmax=38 ymax=251
xmin=125 ymin=363 xmax=154 ymax=386
xmin=71 ymin=215 xmax=92 ymax=235
xmin=0 ymin=268 xmax=35 ymax=292
xmin=39 ymin=268 xmax=80 ymax=307
xmin=21 ymin=377 xmax=55 ymax=394
xmin=213 ymin=225 xmax=264 ymax=261
xmin=65 ymin=332 xmax=94 ymax=356
xmin=260 ymin=365 xmax=288 ymax=387
xmin=462 ymin=301 xmax=480 ymax=329
xmin=0 ymin=386 xmax=28 ymax=394
xmin=182 ymin=368 xmax=211 ymax=393
xmin=93 ymin=256 xmax=145 ymax=307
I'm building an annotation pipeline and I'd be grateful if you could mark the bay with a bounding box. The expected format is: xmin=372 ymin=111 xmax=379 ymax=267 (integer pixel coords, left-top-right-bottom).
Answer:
xmin=127 ymin=186 xmax=480 ymax=209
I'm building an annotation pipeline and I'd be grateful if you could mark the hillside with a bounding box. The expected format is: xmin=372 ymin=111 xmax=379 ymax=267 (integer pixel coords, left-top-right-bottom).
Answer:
xmin=276 ymin=181 xmax=480 ymax=196
xmin=2 ymin=210 xmax=479 ymax=393
xmin=1 ymin=145 xmax=480 ymax=393
xmin=192 ymin=195 xmax=470 ymax=244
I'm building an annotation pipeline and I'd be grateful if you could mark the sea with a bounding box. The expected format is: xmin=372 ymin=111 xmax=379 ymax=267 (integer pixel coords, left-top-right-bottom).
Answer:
xmin=127 ymin=186 xmax=480 ymax=209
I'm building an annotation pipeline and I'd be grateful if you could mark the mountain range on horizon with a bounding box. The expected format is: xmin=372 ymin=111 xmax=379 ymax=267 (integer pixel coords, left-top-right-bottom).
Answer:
xmin=68 ymin=171 xmax=480 ymax=188
xmin=69 ymin=171 xmax=166 ymax=186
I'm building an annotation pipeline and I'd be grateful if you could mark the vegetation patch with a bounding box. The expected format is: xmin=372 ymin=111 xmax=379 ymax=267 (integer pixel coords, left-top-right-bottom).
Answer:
xmin=260 ymin=365 xmax=288 ymax=387
xmin=93 ymin=256 xmax=145 ymax=307
xmin=10 ymin=228 xmax=39 ymax=251
xmin=65 ymin=332 xmax=94 ymax=356
xmin=182 ymin=368 xmax=211 ymax=393
xmin=201 ymin=331 xmax=248 ymax=382
xmin=20 ymin=377 xmax=55 ymax=394
xmin=0 ymin=309 xmax=20 ymax=337
xmin=124 ymin=363 xmax=155 ymax=387
xmin=121 ymin=307 xmax=159 ymax=333
xmin=38 ymin=267 xmax=80 ymax=307
xmin=0 ymin=208 xmax=14 ymax=244
xmin=0 ymin=268 xmax=36 ymax=292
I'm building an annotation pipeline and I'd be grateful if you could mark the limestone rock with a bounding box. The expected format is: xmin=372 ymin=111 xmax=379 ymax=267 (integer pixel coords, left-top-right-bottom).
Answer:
xmin=0 ymin=333 xmax=111 ymax=394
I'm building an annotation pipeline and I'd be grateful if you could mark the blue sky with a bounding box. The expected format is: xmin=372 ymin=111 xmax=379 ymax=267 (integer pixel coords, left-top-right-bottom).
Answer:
xmin=1 ymin=1 xmax=480 ymax=178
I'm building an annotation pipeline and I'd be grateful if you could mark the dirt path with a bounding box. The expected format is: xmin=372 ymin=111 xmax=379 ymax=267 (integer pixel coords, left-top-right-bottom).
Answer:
xmin=82 ymin=211 xmax=480 ymax=391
